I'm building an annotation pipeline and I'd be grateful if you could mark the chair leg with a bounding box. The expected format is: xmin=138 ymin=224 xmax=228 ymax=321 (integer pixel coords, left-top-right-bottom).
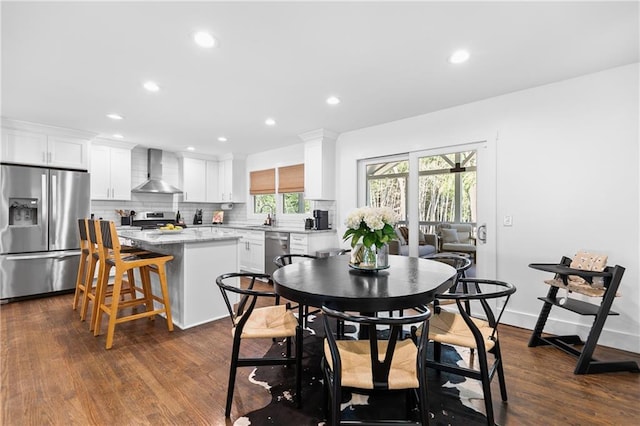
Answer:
xmin=493 ymin=342 xmax=509 ymax=401
xmin=477 ymin=347 xmax=495 ymax=425
xmin=156 ymin=263 xmax=174 ymax=331
xmin=434 ymin=341 xmax=442 ymax=362
xmin=80 ymin=256 xmax=98 ymax=322
xmin=92 ymin=263 xmax=111 ymax=334
xmin=418 ymin=368 xmax=430 ymax=425
xmin=140 ymin=266 xmax=155 ymax=317
xmin=104 ymin=272 xmax=124 ymax=349
xmin=72 ymin=253 xmax=87 ymax=310
xmin=295 ymin=324 xmax=303 ymax=408
xmin=225 ymin=336 xmax=242 ymax=417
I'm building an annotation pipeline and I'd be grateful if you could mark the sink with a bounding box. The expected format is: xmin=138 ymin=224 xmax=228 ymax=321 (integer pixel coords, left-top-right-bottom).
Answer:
xmin=245 ymin=225 xmax=276 ymax=230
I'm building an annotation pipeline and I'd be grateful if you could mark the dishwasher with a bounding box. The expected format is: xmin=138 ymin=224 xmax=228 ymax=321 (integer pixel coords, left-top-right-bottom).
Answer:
xmin=264 ymin=232 xmax=290 ymax=276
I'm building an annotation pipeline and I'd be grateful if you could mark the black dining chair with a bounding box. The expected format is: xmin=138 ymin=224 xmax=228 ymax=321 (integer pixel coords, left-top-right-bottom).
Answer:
xmin=412 ymin=278 xmax=516 ymax=425
xmin=273 ymin=254 xmax=320 ymax=327
xmin=216 ymin=272 xmax=302 ymax=417
xmin=321 ymin=305 xmax=433 ymax=425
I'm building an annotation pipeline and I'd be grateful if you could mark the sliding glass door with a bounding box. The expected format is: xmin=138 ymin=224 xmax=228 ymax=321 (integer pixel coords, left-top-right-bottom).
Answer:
xmin=359 ymin=140 xmax=496 ymax=278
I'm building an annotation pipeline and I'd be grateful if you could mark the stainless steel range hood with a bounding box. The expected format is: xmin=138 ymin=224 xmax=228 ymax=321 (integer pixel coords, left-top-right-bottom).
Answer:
xmin=131 ymin=148 xmax=183 ymax=194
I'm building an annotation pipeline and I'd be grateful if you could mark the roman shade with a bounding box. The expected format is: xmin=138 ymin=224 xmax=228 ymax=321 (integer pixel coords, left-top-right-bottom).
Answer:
xmin=278 ymin=164 xmax=304 ymax=193
xmin=249 ymin=168 xmax=275 ymax=195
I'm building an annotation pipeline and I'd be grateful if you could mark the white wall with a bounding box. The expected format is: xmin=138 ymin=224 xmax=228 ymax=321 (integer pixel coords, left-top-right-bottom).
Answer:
xmin=334 ymin=63 xmax=639 ymax=353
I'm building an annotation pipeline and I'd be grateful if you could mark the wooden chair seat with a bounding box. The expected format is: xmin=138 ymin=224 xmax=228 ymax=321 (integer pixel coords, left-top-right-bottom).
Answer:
xmin=426 ymin=309 xmax=495 ymax=350
xmin=323 ymin=338 xmax=419 ymax=389
xmin=235 ymin=305 xmax=298 ymax=339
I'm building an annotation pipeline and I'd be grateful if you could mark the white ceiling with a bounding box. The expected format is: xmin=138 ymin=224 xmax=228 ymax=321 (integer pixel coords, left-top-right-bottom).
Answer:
xmin=2 ymin=1 xmax=638 ymax=157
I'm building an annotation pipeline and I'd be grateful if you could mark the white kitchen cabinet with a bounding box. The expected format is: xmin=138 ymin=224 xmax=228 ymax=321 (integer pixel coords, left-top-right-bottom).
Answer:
xmin=2 ymin=128 xmax=89 ymax=170
xmin=217 ymin=155 xmax=246 ymax=202
xmin=237 ymin=229 xmax=264 ymax=273
xmin=301 ymin=129 xmax=337 ymax=200
xmin=290 ymin=233 xmax=309 ymax=255
xmin=290 ymin=231 xmax=338 ymax=256
xmin=181 ymin=157 xmax=207 ymax=202
xmin=90 ymin=141 xmax=133 ymax=200
xmin=205 ymin=160 xmax=219 ymax=202
xmin=180 ymin=157 xmax=220 ymax=203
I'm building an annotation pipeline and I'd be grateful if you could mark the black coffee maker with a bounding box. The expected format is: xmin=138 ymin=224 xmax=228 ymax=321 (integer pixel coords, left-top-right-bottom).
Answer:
xmin=193 ymin=209 xmax=203 ymax=225
xmin=313 ymin=210 xmax=329 ymax=230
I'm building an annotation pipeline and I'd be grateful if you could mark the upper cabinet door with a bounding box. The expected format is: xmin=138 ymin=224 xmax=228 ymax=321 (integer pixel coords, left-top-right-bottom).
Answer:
xmin=182 ymin=157 xmax=207 ymax=202
xmin=109 ymin=146 xmax=132 ymax=200
xmin=205 ymin=160 xmax=219 ymax=202
xmin=47 ymin=135 xmax=88 ymax=170
xmin=90 ymin=144 xmax=112 ymax=199
xmin=89 ymin=141 xmax=133 ymax=200
xmin=2 ymin=129 xmax=48 ymax=166
xmin=1 ymin=128 xmax=89 ymax=170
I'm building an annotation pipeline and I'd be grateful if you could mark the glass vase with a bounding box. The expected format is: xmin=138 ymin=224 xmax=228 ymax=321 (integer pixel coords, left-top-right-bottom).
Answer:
xmin=360 ymin=244 xmax=389 ymax=269
xmin=376 ymin=243 xmax=389 ymax=268
xmin=361 ymin=244 xmax=378 ymax=268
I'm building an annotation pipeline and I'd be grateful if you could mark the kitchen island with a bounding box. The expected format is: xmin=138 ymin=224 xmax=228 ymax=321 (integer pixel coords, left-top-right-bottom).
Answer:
xmin=117 ymin=227 xmax=240 ymax=329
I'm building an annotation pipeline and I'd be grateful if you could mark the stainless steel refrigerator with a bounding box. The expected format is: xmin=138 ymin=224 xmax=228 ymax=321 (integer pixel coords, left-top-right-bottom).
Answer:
xmin=0 ymin=164 xmax=90 ymax=300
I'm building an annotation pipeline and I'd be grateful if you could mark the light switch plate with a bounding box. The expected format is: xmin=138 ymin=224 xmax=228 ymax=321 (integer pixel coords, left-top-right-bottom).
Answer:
xmin=503 ymin=215 xmax=513 ymax=226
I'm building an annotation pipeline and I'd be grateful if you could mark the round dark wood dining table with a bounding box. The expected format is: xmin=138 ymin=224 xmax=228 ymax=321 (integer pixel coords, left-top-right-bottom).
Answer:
xmin=272 ymin=254 xmax=457 ymax=312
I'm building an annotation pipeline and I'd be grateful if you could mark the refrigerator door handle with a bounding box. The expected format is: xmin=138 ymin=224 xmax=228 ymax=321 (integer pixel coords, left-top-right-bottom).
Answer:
xmin=51 ymin=174 xmax=57 ymax=245
xmin=4 ymin=250 xmax=80 ymax=261
xmin=41 ymin=173 xmax=48 ymax=247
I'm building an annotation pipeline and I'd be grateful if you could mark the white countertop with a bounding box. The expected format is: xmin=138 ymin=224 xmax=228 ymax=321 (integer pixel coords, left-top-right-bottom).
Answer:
xmin=191 ymin=223 xmax=337 ymax=234
xmin=118 ymin=227 xmax=240 ymax=245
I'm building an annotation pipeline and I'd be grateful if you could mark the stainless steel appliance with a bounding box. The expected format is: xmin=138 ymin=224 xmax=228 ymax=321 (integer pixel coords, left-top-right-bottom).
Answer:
xmin=0 ymin=164 xmax=90 ymax=300
xmin=131 ymin=211 xmax=183 ymax=229
xmin=265 ymin=231 xmax=289 ymax=276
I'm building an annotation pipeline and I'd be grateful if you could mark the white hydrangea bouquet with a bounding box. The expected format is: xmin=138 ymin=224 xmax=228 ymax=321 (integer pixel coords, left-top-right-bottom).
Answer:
xmin=343 ymin=206 xmax=398 ymax=267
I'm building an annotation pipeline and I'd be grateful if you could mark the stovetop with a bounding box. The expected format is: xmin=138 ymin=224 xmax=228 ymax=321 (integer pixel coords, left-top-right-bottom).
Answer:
xmin=132 ymin=211 xmax=185 ymax=229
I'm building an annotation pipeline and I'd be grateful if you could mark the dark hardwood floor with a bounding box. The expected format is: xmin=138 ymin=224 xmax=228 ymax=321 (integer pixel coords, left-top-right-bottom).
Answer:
xmin=2 ymin=289 xmax=639 ymax=425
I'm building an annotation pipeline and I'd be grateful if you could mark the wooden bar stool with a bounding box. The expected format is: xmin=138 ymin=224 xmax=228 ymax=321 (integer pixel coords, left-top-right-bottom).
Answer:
xmin=93 ymin=220 xmax=174 ymax=349
xmin=72 ymin=218 xmax=90 ymax=312
xmin=81 ymin=219 xmax=139 ymax=328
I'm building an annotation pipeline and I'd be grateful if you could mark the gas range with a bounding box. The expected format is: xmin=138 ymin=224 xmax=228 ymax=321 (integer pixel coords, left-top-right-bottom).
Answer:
xmin=132 ymin=211 xmax=185 ymax=230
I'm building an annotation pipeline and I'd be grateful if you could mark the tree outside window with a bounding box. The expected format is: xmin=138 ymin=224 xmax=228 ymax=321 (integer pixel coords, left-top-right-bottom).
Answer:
xmin=254 ymin=194 xmax=276 ymax=214
xmin=365 ymin=151 xmax=476 ymax=234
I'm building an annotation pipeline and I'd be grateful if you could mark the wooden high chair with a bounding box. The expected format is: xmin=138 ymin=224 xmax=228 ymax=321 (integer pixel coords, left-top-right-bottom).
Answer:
xmin=93 ymin=220 xmax=174 ymax=349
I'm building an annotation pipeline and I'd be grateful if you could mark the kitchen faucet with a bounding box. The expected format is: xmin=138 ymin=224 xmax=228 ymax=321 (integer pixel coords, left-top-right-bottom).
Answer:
xmin=259 ymin=205 xmax=276 ymax=226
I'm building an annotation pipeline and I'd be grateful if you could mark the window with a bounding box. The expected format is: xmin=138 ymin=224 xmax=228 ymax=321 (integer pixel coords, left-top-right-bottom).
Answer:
xmin=254 ymin=194 xmax=276 ymax=214
xmin=364 ymin=151 xmax=476 ymax=233
xmin=283 ymin=193 xmax=310 ymax=214
xmin=366 ymin=160 xmax=408 ymax=222
xmin=250 ymin=168 xmax=275 ymax=214
xmin=418 ymin=151 xmax=476 ymax=231
xmin=278 ymin=164 xmax=309 ymax=215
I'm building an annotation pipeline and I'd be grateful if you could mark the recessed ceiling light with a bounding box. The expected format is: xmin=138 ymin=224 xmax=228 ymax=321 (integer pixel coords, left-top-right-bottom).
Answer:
xmin=187 ymin=146 xmax=195 ymax=151
xmin=448 ymin=49 xmax=470 ymax=64
xmin=265 ymin=118 xmax=276 ymax=126
xmin=106 ymin=113 xmax=123 ymax=120
xmin=194 ymin=31 xmax=217 ymax=48
xmin=326 ymin=96 xmax=341 ymax=105
xmin=143 ymin=81 xmax=160 ymax=92
xmin=113 ymin=134 xmax=124 ymax=139
xmin=218 ymin=136 xmax=228 ymax=142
